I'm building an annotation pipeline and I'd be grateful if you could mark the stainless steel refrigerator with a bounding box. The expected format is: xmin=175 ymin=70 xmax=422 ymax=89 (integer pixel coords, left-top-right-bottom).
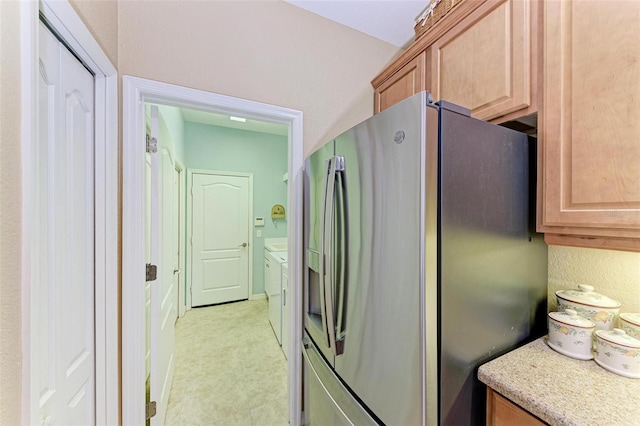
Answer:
xmin=302 ymin=92 xmax=547 ymax=425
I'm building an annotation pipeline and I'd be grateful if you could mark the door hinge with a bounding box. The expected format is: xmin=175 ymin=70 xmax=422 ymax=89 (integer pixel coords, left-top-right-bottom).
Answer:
xmin=146 ymin=263 xmax=158 ymax=281
xmin=146 ymin=401 xmax=157 ymax=419
xmin=146 ymin=134 xmax=158 ymax=153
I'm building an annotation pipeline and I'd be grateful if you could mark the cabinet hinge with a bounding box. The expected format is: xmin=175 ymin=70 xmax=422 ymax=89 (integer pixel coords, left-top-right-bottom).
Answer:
xmin=146 ymin=401 xmax=157 ymax=419
xmin=146 ymin=134 xmax=158 ymax=153
xmin=146 ymin=263 xmax=158 ymax=281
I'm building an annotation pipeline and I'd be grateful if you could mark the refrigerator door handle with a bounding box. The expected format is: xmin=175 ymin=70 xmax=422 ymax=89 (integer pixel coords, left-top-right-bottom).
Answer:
xmin=323 ymin=156 xmax=345 ymax=356
xmin=318 ymin=157 xmax=333 ymax=348
xmin=334 ymin=157 xmax=348 ymax=352
xmin=323 ymin=156 xmax=338 ymax=354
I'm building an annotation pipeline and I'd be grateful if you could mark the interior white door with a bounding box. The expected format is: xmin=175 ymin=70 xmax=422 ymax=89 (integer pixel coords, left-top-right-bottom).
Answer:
xmin=35 ymin=21 xmax=96 ymax=425
xmin=145 ymin=143 xmax=152 ymax=380
xmin=173 ymin=165 xmax=181 ymax=319
xmin=191 ymin=172 xmax=250 ymax=306
xmin=149 ymin=106 xmax=176 ymax=425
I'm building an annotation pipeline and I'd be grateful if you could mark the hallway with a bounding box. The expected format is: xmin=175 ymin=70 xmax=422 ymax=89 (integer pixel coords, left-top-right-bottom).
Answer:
xmin=165 ymin=300 xmax=288 ymax=425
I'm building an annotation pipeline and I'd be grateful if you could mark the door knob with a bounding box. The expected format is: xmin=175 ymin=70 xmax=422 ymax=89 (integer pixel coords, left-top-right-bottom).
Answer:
xmin=173 ymin=268 xmax=181 ymax=275
xmin=238 ymin=242 xmax=248 ymax=248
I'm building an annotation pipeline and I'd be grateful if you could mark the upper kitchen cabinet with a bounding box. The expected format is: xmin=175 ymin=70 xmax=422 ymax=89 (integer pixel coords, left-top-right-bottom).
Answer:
xmin=372 ymin=1 xmax=481 ymax=115
xmin=539 ymin=0 xmax=640 ymax=252
xmin=428 ymin=0 xmax=539 ymax=122
xmin=372 ymin=0 xmax=539 ymax=122
xmin=374 ymin=51 xmax=426 ymax=114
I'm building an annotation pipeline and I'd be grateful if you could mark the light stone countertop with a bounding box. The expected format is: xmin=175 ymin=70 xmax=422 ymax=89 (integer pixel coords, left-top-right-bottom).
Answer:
xmin=478 ymin=337 xmax=640 ymax=426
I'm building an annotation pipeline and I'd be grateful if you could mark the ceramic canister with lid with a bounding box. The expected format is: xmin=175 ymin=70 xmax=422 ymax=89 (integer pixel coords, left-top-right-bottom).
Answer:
xmin=594 ymin=328 xmax=640 ymax=379
xmin=547 ymin=308 xmax=595 ymax=360
xmin=555 ymin=284 xmax=621 ymax=330
xmin=620 ymin=313 xmax=640 ymax=340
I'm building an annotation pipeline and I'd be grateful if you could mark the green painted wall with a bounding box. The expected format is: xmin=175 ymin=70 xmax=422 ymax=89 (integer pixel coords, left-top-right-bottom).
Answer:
xmin=185 ymin=122 xmax=288 ymax=296
xmin=158 ymin=105 xmax=185 ymax=163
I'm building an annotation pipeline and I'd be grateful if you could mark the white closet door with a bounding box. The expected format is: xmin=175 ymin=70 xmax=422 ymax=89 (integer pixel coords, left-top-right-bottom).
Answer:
xmin=36 ymin=21 xmax=95 ymax=425
xmin=173 ymin=165 xmax=181 ymax=319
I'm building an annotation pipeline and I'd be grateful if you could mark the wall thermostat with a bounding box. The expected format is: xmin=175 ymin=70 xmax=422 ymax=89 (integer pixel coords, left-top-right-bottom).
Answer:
xmin=254 ymin=217 xmax=265 ymax=226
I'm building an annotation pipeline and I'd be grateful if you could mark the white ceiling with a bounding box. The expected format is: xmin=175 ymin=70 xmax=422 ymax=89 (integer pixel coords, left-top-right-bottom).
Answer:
xmin=284 ymin=0 xmax=428 ymax=47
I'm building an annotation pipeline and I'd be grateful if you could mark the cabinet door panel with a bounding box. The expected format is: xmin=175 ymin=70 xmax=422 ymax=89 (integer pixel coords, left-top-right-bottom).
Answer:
xmin=374 ymin=52 xmax=426 ymax=114
xmin=430 ymin=0 xmax=532 ymax=121
xmin=541 ymin=0 xmax=640 ymax=235
xmin=487 ymin=389 xmax=546 ymax=426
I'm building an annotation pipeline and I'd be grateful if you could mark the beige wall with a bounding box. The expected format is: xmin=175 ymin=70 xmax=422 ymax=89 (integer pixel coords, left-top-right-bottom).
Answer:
xmin=117 ymin=0 xmax=400 ymax=155
xmin=548 ymin=245 xmax=640 ymax=315
xmin=0 ymin=1 xmax=24 ymax=424
xmin=69 ymin=0 xmax=118 ymax=67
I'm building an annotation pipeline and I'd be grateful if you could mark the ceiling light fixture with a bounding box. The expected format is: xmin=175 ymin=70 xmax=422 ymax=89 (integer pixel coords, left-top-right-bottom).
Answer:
xmin=230 ymin=116 xmax=247 ymax=123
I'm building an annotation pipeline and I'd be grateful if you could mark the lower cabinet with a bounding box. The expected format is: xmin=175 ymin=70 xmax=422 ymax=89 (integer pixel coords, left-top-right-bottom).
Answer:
xmin=486 ymin=388 xmax=547 ymax=426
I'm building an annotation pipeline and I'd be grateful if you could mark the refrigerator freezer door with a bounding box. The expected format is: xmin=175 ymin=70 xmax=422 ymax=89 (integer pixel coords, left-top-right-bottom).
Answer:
xmin=332 ymin=93 xmax=426 ymax=425
xmin=438 ymin=108 xmax=547 ymax=425
xmin=302 ymin=335 xmax=377 ymax=426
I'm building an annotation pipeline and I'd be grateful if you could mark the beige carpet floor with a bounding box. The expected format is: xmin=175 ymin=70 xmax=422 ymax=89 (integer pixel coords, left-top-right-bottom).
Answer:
xmin=164 ymin=299 xmax=288 ymax=425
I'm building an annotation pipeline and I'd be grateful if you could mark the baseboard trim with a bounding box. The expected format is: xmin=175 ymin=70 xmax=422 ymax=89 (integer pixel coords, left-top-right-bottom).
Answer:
xmin=250 ymin=293 xmax=267 ymax=301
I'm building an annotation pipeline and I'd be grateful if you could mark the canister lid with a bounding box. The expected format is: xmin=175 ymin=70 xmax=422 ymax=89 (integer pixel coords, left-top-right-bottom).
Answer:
xmin=555 ymin=285 xmax=621 ymax=308
xmin=620 ymin=313 xmax=640 ymax=327
xmin=596 ymin=328 xmax=640 ymax=348
xmin=548 ymin=309 xmax=595 ymax=329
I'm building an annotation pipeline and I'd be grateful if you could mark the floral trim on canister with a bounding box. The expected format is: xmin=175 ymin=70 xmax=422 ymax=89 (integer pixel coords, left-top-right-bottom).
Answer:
xmin=595 ymin=329 xmax=640 ymax=378
xmin=557 ymin=301 xmax=617 ymax=326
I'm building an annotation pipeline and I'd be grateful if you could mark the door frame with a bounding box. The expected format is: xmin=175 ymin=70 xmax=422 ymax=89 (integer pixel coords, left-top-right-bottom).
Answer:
xmin=122 ymin=76 xmax=304 ymax=425
xmin=175 ymin=159 xmax=187 ymax=318
xmin=186 ymin=170 xmax=254 ymax=308
xmin=20 ymin=0 xmax=118 ymax=424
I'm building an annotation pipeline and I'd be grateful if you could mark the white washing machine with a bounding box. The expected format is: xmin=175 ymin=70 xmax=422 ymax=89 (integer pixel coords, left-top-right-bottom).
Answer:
xmin=264 ymin=238 xmax=287 ymax=298
xmin=268 ymin=250 xmax=287 ymax=345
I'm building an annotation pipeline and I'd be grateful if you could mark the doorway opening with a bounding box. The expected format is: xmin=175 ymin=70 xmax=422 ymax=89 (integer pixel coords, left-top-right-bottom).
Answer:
xmin=122 ymin=76 xmax=303 ymax=425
